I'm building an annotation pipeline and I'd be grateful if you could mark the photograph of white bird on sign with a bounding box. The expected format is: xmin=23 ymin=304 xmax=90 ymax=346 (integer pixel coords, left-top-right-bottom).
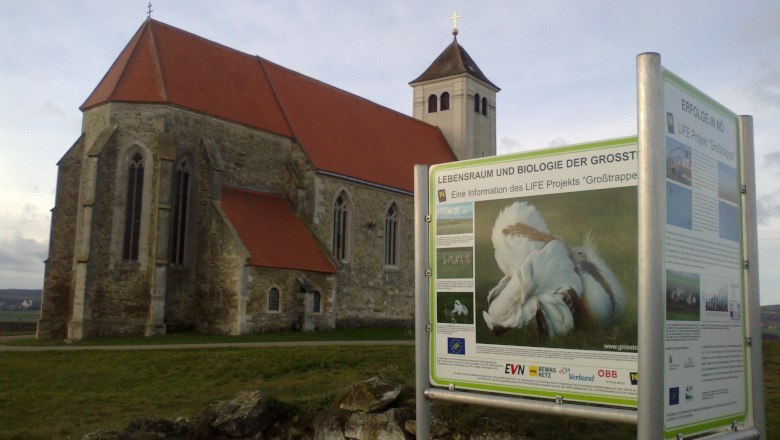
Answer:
xmin=436 ymin=292 xmax=474 ymax=325
xmin=474 ymin=187 xmax=637 ymax=350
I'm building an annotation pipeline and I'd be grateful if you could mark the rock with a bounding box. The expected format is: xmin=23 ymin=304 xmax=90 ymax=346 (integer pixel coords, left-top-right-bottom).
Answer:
xmin=343 ymin=408 xmax=409 ymax=440
xmin=337 ymin=377 xmax=401 ymax=413
xmin=312 ymin=412 xmax=348 ymax=440
xmin=81 ymin=430 xmax=122 ymax=440
xmin=201 ymin=390 xmax=288 ymax=438
xmin=123 ymin=417 xmax=192 ymax=439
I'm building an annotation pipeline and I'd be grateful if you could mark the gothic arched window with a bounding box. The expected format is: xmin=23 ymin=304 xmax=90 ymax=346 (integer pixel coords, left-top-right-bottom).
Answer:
xmin=268 ymin=287 xmax=280 ymax=312
xmin=385 ymin=204 xmax=399 ymax=266
xmin=122 ymin=152 xmax=144 ymax=260
xmin=428 ymin=94 xmax=438 ymax=113
xmin=440 ymin=92 xmax=450 ymax=111
xmin=474 ymin=93 xmax=481 ymax=113
xmin=332 ymin=193 xmax=349 ymax=261
xmin=169 ymin=159 xmax=190 ymax=264
xmin=313 ymin=291 xmax=321 ymax=313
xmin=481 ymin=97 xmax=488 ymax=116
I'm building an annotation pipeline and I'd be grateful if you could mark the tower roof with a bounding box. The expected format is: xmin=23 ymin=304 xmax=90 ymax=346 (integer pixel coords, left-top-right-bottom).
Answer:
xmin=81 ymin=19 xmax=456 ymax=193
xmin=410 ymin=37 xmax=499 ymax=90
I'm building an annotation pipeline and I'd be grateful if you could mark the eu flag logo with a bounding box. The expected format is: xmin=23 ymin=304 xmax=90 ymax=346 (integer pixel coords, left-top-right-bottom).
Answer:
xmin=447 ymin=337 xmax=465 ymax=355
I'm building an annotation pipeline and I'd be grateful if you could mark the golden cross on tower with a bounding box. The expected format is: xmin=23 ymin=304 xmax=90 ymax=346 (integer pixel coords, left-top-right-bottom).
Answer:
xmin=449 ymin=11 xmax=461 ymax=37
xmin=449 ymin=11 xmax=461 ymax=32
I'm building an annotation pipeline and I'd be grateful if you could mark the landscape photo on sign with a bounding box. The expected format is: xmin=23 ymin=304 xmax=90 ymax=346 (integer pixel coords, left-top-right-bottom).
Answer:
xmin=474 ymin=187 xmax=638 ymax=350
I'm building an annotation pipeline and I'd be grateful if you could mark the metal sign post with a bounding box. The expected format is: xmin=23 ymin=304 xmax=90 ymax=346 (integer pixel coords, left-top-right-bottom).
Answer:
xmin=414 ymin=164 xmax=431 ymax=440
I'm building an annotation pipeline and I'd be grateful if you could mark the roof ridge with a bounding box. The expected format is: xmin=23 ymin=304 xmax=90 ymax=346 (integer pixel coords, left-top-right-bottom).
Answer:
xmin=258 ymin=55 xmax=441 ymax=130
xmin=254 ymin=56 xmax=297 ymax=141
xmin=80 ymin=20 xmax=150 ymax=110
xmin=147 ymin=20 xmax=167 ymax=101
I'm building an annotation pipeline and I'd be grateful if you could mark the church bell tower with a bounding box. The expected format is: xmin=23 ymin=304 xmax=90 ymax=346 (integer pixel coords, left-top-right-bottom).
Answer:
xmin=410 ymin=14 xmax=499 ymax=160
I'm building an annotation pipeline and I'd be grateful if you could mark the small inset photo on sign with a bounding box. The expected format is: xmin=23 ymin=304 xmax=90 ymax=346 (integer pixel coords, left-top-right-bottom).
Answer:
xmin=436 ymin=292 xmax=474 ymax=325
xmin=717 ymin=162 xmax=738 ymax=204
xmin=666 ymin=137 xmax=692 ymax=186
xmin=666 ymin=269 xmax=700 ymax=321
xmin=666 ymin=181 xmax=693 ymax=230
xmin=436 ymin=247 xmax=473 ymax=279
xmin=436 ymin=202 xmax=474 ymax=235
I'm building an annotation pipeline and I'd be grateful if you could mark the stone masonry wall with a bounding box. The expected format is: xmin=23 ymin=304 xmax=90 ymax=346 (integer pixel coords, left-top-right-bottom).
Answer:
xmin=37 ymin=136 xmax=85 ymax=339
xmin=306 ymin=175 xmax=415 ymax=328
xmin=244 ymin=267 xmax=335 ymax=332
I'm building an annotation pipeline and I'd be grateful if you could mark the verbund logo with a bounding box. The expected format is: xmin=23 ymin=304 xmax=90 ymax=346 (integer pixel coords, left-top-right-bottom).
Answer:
xmin=568 ymin=373 xmax=595 ymax=382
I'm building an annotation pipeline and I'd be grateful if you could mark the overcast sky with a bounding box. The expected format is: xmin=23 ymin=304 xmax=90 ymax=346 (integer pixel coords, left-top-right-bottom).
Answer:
xmin=2 ymin=1 xmax=779 ymax=304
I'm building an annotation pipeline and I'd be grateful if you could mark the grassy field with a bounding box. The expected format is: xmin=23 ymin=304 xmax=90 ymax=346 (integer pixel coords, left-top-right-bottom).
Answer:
xmin=1 ymin=336 xmax=777 ymax=439
xmin=0 ymin=310 xmax=40 ymax=323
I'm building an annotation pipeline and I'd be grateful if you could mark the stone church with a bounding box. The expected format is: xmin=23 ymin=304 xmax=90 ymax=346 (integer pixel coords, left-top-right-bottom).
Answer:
xmin=36 ymin=18 xmax=499 ymax=340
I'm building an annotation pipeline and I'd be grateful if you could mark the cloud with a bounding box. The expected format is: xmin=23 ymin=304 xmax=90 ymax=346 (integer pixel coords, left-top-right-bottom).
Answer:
xmin=757 ymin=194 xmax=780 ymax=225
xmin=547 ymin=138 xmax=568 ymax=148
xmin=764 ymin=151 xmax=780 ymax=167
xmin=0 ymin=231 xmax=47 ymax=289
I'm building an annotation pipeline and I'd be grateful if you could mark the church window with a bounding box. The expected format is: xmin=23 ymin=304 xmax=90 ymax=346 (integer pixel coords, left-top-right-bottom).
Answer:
xmin=440 ymin=92 xmax=450 ymax=111
xmin=474 ymin=93 xmax=481 ymax=113
xmin=428 ymin=94 xmax=438 ymax=113
xmin=268 ymin=287 xmax=280 ymax=312
xmin=481 ymin=97 xmax=488 ymax=116
xmin=169 ymin=159 xmax=190 ymax=264
xmin=313 ymin=291 xmax=321 ymax=313
xmin=384 ymin=204 xmax=399 ymax=266
xmin=332 ymin=193 xmax=349 ymax=261
xmin=122 ymin=152 xmax=144 ymax=260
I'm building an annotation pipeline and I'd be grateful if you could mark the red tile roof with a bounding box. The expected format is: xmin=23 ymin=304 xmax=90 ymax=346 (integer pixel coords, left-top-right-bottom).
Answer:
xmin=82 ymin=19 xmax=456 ymax=193
xmin=220 ymin=186 xmax=336 ymax=273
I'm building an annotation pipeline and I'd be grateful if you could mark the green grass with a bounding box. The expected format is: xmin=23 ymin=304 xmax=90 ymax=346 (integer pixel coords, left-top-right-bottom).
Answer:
xmin=1 ymin=327 xmax=414 ymax=346
xmin=1 ymin=339 xmax=778 ymax=439
xmin=0 ymin=310 xmax=40 ymax=323
xmin=0 ymin=345 xmax=415 ymax=439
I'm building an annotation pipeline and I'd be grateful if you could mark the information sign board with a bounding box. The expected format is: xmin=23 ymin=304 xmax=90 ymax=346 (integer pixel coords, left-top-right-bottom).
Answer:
xmin=661 ymin=69 xmax=747 ymax=438
xmin=428 ymin=137 xmax=639 ymax=407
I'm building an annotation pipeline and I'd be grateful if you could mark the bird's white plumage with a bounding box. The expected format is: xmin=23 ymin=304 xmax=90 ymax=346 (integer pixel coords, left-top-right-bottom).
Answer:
xmin=569 ymin=233 xmax=626 ymax=325
xmin=491 ymin=202 xmax=549 ymax=275
xmin=452 ymin=300 xmax=469 ymax=316
xmin=484 ymin=214 xmax=582 ymax=337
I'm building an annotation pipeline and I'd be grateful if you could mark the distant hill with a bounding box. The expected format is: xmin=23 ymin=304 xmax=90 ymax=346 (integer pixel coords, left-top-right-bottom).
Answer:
xmin=762 ymin=304 xmax=780 ymax=337
xmin=0 ymin=289 xmax=42 ymax=311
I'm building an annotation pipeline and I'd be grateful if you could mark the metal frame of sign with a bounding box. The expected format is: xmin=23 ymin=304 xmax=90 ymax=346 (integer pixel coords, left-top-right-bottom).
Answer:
xmin=636 ymin=52 xmax=764 ymax=440
xmin=414 ymin=138 xmax=642 ymax=440
xmin=413 ymin=53 xmax=765 ymax=440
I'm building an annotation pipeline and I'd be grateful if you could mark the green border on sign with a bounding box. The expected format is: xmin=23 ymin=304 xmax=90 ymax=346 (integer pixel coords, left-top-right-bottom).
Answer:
xmin=428 ymin=136 xmax=638 ymax=408
xmin=661 ymin=68 xmax=747 ymax=439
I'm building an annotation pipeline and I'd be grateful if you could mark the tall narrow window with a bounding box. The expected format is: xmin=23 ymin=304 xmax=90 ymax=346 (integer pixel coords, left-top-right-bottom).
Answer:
xmin=123 ymin=152 xmax=144 ymax=260
xmin=474 ymin=93 xmax=481 ymax=113
xmin=268 ymin=287 xmax=280 ymax=312
xmin=385 ymin=204 xmax=398 ymax=266
xmin=481 ymin=97 xmax=488 ymax=116
xmin=313 ymin=291 xmax=321 ymax=313
xmin=440 ymin=92 xmax=450 ymax=111
xmin=170 ymin=160 xmax=190 ymax=264
xmin=428 ymin=94 xmax=438 ymax=113
xmin=332 ymin=193 xmax=349 ymax=261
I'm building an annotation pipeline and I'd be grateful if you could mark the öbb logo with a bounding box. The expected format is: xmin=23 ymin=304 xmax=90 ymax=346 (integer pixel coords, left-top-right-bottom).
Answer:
xmin=598 ymin=369 xmax=618 ymax=378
